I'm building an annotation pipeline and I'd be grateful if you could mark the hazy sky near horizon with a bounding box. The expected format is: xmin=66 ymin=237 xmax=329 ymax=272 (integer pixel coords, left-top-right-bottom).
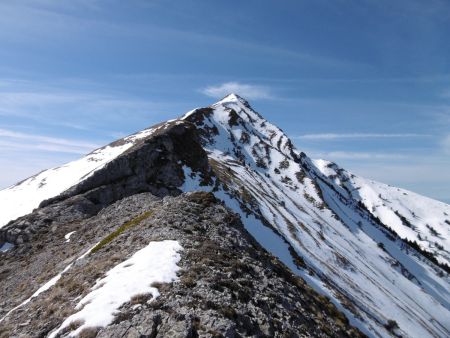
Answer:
xmin=0 ymin=0 xmax=449 ymax=203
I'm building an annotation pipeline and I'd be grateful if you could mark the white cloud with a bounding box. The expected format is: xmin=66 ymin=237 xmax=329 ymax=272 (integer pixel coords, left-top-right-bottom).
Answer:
xmin=202 ymin=82 xmax=272 ymax=100
xmin=295 ymin=132 xmax=430 ymax=140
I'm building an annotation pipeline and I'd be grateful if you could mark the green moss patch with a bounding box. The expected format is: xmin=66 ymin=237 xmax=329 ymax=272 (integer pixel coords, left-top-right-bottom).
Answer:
xmin=91 ymin=210 xmax=153 ymax=254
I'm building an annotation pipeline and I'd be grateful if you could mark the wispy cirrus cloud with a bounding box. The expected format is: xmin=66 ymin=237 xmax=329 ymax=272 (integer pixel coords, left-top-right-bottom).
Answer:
xmin=0 ymin=82 xmax=172 ymax=134
xmin=442 ymin=134 xmax=450 ymax=154
xmin=294 ymin=132 xmax=430 ymax=140
xmin=0 ymin=90 xmax=159 ymax=119
xmin=0 ymin=1 xmax=358 ymax=72
xmin=311 ymin=151 xmax=409 ymax=160
xmin=441 ymin=88 xmax=450 ymax=98
xmin=201 ymin=82 xmax=273 ymax=100
xmin=0 ymin=128 xmax=101 ymax=154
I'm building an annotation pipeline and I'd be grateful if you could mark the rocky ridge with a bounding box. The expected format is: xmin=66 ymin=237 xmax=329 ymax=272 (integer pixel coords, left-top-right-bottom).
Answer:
xmin=0 ymin=192 xmax=363 ymax=338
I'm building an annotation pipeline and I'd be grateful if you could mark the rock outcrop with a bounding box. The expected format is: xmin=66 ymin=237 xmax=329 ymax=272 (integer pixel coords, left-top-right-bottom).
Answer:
xmin=0 ymin=121 xmax=212 ymax=246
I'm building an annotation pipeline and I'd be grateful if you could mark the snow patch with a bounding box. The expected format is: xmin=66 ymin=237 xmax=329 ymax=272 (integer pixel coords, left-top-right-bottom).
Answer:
xmin=48 ymin=240 xmax=183 ymax=337
xmin=181 ymin=166 xmax=212 ymax=192
xmin=64 ymin=231 xmax=76 ymax=243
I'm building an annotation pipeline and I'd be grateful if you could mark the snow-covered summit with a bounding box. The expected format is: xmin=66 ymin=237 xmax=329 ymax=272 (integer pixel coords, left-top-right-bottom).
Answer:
xmin=181 ymin=96 xmax=450 ymax=337
xmin=214 ymin=93 xmax=252 ymax=105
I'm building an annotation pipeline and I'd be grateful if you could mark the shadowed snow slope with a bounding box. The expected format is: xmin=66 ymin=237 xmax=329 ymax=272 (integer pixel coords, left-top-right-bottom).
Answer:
xmin=1 ymin=94 xmax=449 ymax=338
xmin=313 ymin=158 xmax=450 ymax=266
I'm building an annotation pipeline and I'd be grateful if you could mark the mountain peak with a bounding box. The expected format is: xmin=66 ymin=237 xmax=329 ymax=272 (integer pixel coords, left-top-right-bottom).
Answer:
xmin=214 ymin=93 xmax=251 ymax=107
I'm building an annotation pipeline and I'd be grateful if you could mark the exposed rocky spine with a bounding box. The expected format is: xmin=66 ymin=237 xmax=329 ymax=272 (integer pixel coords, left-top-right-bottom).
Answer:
xmin=0 ymin=192 xmax=364 ymax=338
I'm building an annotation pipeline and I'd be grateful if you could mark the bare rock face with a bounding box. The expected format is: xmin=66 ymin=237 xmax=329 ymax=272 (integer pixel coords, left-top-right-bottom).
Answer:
xmin=0 ymin=121 xmax=213 ymax=246
xmin=0 ymin=192 xmax=364 ymax=338
xmin=0 ymin=194 xmax=100 ymax=246
xmin=41 ymin=120 xmax=212 ymax=207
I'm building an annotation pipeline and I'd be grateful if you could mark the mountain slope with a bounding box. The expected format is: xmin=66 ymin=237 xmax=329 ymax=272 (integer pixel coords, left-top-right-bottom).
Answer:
xmin=1 ymin=94 xmax=449 ymax=338
xmin=180 ymin=94 xmax=450 ymax=338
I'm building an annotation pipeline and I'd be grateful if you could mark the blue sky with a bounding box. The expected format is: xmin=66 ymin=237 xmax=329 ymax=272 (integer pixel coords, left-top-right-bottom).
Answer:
xmin=0 ymin=0 xmax=449 ymax=203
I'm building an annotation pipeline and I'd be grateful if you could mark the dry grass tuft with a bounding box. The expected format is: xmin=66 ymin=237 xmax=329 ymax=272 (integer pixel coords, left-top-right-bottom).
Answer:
xmin=78 ymin=326 xmax=100 ymax=338
xmin=130 ymin=293 xmax=152 ymax=304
